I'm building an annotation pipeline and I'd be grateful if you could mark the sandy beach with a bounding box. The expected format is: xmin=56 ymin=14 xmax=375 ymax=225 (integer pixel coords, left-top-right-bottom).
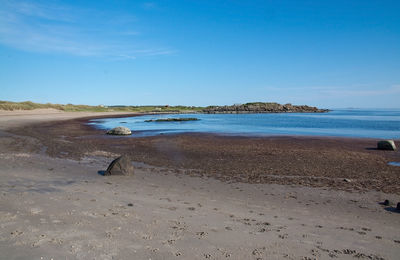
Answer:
xmin=1 ymin=109 xmax=400 ymax=260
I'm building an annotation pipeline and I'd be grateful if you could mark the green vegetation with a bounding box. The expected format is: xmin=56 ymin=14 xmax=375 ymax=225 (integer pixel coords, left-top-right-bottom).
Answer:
xmin=0 ymin=100 xmax=328 ymax=114
xmin=0 ymin=101 xmax=65 ymax=111
xmin=0 ymin=100 xmax=205 ymax=113
xmin=145 ymin=118 xmax=199 ymax=122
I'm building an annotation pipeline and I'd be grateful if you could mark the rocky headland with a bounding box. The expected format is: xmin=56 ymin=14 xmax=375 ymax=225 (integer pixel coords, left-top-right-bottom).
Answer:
xmin=202 ymin=102 xmax=329 ymax=113
xmin=145 ymin=118 xmax=199 ymax=122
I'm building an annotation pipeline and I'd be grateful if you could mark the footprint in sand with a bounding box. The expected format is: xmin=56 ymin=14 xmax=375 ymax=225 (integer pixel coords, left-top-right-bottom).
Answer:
xmin=279 ymin=233 xmax=288 ymax=239
xmin=10 ymin=230 xmax=23 ymax=237
xmin=30 ymin=208 xmax=42 ymax=215
xmin=196 ymin=231 xmax=208 ymax=239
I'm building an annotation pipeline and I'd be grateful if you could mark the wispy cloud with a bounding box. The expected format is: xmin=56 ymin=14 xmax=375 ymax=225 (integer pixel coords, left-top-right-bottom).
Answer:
xmin=3 ymin=1 xmax=72 ymax=22
xmin=0 ymin=0 xmax=174 ymax=59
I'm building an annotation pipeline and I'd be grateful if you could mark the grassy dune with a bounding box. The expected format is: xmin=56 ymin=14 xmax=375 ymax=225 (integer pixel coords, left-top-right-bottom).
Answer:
xmin=0 ymin=101 xmax=65 ymax=111
xmin=0 ymin=101 xmax=204 ymax=113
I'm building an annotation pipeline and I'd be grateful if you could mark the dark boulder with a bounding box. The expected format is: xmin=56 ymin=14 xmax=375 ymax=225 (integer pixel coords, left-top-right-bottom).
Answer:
xmin=377 ymin=140 xmax=396 ymax=151
xmin=104 ymin=155 xmax=134 ymax=176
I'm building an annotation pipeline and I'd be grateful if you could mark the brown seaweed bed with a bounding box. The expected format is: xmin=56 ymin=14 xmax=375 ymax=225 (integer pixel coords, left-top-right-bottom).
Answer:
xmin=9 ymin=114 xmax=400 ymax=194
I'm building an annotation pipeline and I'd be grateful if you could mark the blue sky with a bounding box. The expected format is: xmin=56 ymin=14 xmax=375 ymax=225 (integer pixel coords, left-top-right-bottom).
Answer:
xmin=0 ymin=0 xmax=399 ymax=108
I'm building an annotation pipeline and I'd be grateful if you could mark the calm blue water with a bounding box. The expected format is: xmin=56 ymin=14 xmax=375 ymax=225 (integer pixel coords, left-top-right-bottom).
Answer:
xmin=89 ymin=109 xmax=400 ymax=139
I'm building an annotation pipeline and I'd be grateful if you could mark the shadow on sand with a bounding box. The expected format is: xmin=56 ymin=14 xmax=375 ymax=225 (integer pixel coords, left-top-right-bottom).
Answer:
xmin=384 ymin=207 xmax=400 ymax=213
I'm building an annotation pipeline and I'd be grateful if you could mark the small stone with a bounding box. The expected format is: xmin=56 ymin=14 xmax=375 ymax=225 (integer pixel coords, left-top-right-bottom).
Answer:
xmin=343 ymin=178 xmax=352 ymax=183
xmin=128 ymin=203 xmax=133 ymax=207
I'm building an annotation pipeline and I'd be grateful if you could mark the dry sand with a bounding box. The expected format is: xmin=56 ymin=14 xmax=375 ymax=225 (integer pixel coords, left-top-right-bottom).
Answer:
xmin=1 ymin=109 xmax=400 ymax=259
xmin=0 ymin=109 xmax=140 ymax=129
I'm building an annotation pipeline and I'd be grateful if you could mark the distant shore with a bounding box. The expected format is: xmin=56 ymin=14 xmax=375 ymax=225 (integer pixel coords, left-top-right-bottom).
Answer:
xmin=1 ymin=100 xmax=329 ymax=114
xmin=202 ymin=102 xmax=329 ymax=113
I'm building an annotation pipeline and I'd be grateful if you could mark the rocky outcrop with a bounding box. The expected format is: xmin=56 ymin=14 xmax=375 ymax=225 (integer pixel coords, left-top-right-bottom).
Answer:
xmin=145 ymin=118 xmax=199 ymax=122
xmin=202 ymin=102 xmax=329 ymax=114
xmin=106 ymin=126 xmax=132 ymax=135
xmin=377 ymin=140 xmax=397 ymax=151
xmin=104 ymin=155 xmax=134 ymax=176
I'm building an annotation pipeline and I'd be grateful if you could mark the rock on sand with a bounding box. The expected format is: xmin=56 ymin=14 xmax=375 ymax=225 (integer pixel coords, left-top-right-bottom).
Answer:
xmin=377 ymin=140 xmax=396 ymax=151
xmin=106 ymin=126 xmax=132 ymax=135
xmin=104 ymin=155 xmax=134 ymax=176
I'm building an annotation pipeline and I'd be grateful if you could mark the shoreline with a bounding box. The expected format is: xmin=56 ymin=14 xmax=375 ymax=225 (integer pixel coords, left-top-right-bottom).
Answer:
xmin=1 ymin=110 xmax=400 ymax=259
xmin=86 ymin=111 xmax=400 ymax=140
xmin=3 ymin=110 xmax=400 ymax=194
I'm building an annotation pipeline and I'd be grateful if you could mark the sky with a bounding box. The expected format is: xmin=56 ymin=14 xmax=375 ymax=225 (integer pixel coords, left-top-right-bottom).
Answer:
xmin=0 ymin=0 xmax=399 ymax=108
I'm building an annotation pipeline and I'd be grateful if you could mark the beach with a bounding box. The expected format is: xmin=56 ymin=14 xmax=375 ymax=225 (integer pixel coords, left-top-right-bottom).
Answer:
xmin=1 ymin=109 xmax=400 ymax=259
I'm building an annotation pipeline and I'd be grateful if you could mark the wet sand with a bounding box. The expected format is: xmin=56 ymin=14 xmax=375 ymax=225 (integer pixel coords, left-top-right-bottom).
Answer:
xmin=7 ymin=111 xmax=400 ymax=194
xmin=1 ymin=110 xmax=400 ymax=259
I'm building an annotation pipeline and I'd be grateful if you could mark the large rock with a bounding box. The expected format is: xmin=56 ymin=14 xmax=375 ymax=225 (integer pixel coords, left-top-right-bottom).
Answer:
xmin=106 ymin=126 xmax=132 ymax=135
xmin=104 ymin=156 xmax=134 ymax=176
xmin=377 ymin=140 xmax=397 ymax=151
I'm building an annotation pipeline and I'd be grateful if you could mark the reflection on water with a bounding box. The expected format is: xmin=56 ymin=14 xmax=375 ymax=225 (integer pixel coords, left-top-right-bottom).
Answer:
xmin=89 ymin=109 xmax=400 ymax=139
xmin=388 ymin=162 xmax=400 ymax=167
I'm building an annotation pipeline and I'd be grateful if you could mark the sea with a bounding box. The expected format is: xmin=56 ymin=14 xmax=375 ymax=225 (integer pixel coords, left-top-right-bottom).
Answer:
xmin=89 ymin=109 xmax=400 ymax=139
